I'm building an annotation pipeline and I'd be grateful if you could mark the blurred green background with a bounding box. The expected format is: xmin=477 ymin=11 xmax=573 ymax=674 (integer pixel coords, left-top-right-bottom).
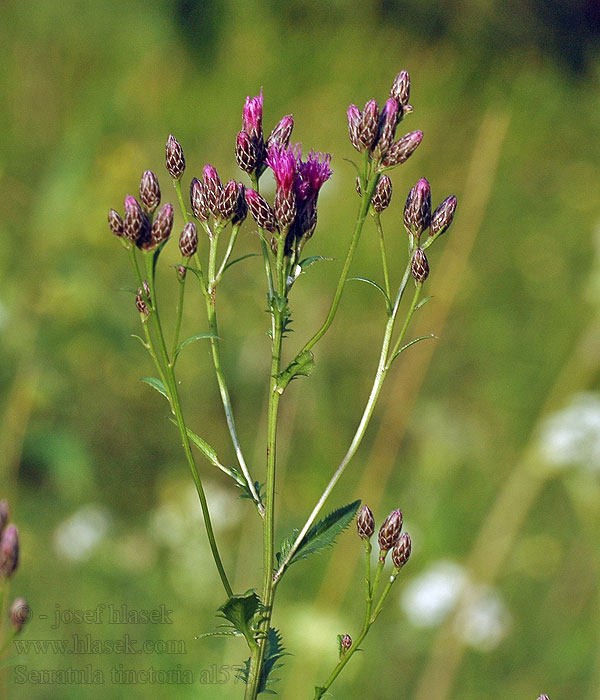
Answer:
xmin=2 ymin=0 xmax=600 ymax=698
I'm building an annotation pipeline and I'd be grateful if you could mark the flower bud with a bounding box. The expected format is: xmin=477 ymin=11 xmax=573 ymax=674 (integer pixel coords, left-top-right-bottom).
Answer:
xmin=355 ymin=177 xmax=362 ymax=197
xmin=139 ymin=170 xmax=161 ymax=213
xmin=108 ymin=209 xmax=124 ymax=238
xmin=203 ymin=164 xmax=223 ymax=216
xmin=0 ymin=501 xmax=10 ymax=535
xmin=372 ymin=175 xmax=392 ymax=213
xmin=411 ymin=248 xmax=429 ymax=283
xmin=123 ymin=195 xmax=144 ymax=243
xmin=378 ymin=509 xmax=402 ymax=557
xmin=356 ymin=505 xmax=375 ymax=540
xmin=382 ymin=131 xmax=423 ymax=168
xmin=358 ymin=99 xmax=379 ymax=150
xmin=235 ymin=131 xmax=257 ymax=174
xmin=0 ymin=525 xmax=19 ymax=578
xmin=274 ymin=189 xmax=296 ymax=228
xmin=190 ymin=178 xmax=209 ymax=222
xmin=243 ymin=90 xmax=263 ymax=143
xmin=390 ymin=70 xmax=410 ymax=107
xmin=245 ymin=189 xmax=277 ymax=233
xmin=374 ymin=98 xmax=401 ymax=160
xmin=136 ymin=293 xmax=150 ymax=318
xmin=10 ymin=598 xmax=30 ymax=633
xmin=149 ymin=203 xmax=174 ymax=248
xmin=391 ymin=532 xmax=412 ymax=569
xmin=403 ymin=177 xmax=431 ymax=238
xmin=217 ymin=180 xmax=239 ymax=221
xmin=347 ymin=104 xmax=361 ymax=151
xmin=177 ymin=265 xmax=187 ymax=279
xmin=340 ymin=634 xmax=352 ymax=653
xmin=430 ymin=195 xmax=457 ymax=237
xmin=142 ymin=280 xmax=151 ymax=300
xmin=267 ymin=115 xmax=294 ymax=150
xmin=166 ymin=134 xmax=185 ymax=179
xmin=179 ymin=222 xmax=198 ymax=257
xmin=232 ymin=183 xmax=248 ymax=226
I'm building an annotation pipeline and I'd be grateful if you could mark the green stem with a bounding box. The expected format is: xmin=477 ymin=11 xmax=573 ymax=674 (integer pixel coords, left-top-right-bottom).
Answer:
xmin=374 ymin=213 xmax=391 ymax=301
xmin=171 ymin=262 xmax=186 ymax=359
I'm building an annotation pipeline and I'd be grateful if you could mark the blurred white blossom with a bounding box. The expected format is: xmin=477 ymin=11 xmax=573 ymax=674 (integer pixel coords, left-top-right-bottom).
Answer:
xmin=53 ymin=503 xmax=111 ymax=561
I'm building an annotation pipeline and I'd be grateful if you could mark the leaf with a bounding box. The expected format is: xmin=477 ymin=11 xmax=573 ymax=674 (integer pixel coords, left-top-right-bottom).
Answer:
xmin=130 ymin=334 xmax=148 ymax=349
xmin=140 ymin=377 xmax=169 ymax=400
xmin=237 ymin=480 xmax=265 ymax=502
xmin=415 ymin=295 xmax=433 ymax=310
xmin=223 ymin=253 xmax=260 ymax=273
xmin=348 ymin=277 xmax=391 ymax=312
xmin=275 ymin=528 xmax=299 ymax=567
xmin=275 ymin=351 xmax=315 ymax=394
xmin=175 ymin=422 xmax=245 ymax=484
xmin=238 ymin=628 xmax=288 ymax=694
xmin=342 ymin=156 xmax=362 ymax=178
xmin=218 ymin=590 xmax=261 ymax=640
xmin=195 ymin=630 xmax=242 ymax=640
xmin=298 ymin=255 xmax=335 ymax=272
xmin=389 ymin=333 xmax=436 ymax=365
xmin=285 ymin=500 xmax=361 ymax=568
xmin=174 ymin=333 xmax=219 ymax=360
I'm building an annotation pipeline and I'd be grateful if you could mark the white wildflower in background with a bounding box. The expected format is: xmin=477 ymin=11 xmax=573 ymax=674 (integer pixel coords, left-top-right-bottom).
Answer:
xmin=53 ymin=503 xmax=111 ymax=561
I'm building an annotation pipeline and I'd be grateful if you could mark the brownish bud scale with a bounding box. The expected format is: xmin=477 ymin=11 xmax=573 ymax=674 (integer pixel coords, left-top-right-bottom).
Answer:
xmin=411 ymin=248 xmax=429 ymax=283
xmin=356 ymin=505 xmax=375 ymax=540
xmin=391 ymin=532 xmax=412 ymax=569
xmin=10 ymin=598 xmax=30 ymax=633
xmin=358 ymin=99 xmax=379 ymax=150
xmin=203 ymin=164 xmax=223 ymax=216
xmin=232 ymin=183 xmax=248 ymax=226
xmin=430 ymin=195 xmax=457 ymax=237
xmin=235 ymin=131 xmax=257 ymax=174
xmin=190 ymin=178 xmax=209 ymax=222
xmin=374 ymin=98 xmax=401 ymax=159
xmin=245 ymin=189 xmax=277 ymax=233
xmin=108 ymin=209 xmax=124 ymax=238
xmin=136 ymin=293 xmax=150 ymax=318
xmin=267 ymin=115 xmax=294 ymax=150
xmin=274 ymin=188 xmax=296 ymax=228
xmin=372 ymin=175 xmax=392 ymax=213
xmin=149 ymin=203 xmax=174 ymax=248
xmin=403 ymin=177 xmax=431 ymax=237
xmin=0 ymin=501 xmax=10 ymax=535
xmin=166 ymin=134 xmax=185 ymax=179
xmin=378 ymin=509 xmax=403 ymax=556
xmin=123 ymin=195 xmax=144 ymax=243
xmin=355 ymin=177 xmax=362 ymax=197
xmin=382 ymin=130 xmax=423 ymax=168
xmin=341 ymin=634 xmax=352 ymax=652
xmin=179 ymin=222 xmax=198 ymax=258
xmin=142 ymin=280 xmax=151 ymax=300
xmin=390 ymin=70 xmax=411 ymax=107
xmin=0 ymin=525 xmax=19 ymax=578
xmin=139 ymin=170 xmax=161 ymax=213
xmin=347 ymin=104 xmax=362 ymax=151
xmin=177 ymin=265 xmax=187 ymax=279
xmin=217 ymin=180 xmax=238 ymax=221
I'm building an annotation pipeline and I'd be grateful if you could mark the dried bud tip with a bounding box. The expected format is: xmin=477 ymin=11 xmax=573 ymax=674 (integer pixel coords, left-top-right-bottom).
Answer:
xmin=430 ymin=195 xmax=457 ymax=237
xmin=10 ymin=598 xmax=30 ymax=633
xmin=0 ymin=524 xmax=19 ymax=578
xmin=356 ymin=505 xmax=375 ymax=540
xmin=179 ymin=222 xmax=198 ymax=258
xmin=139 ymin=170 xmax=161 ymax=213
xmin=391 ymin=532 xmax=412 ymax=569
xmin=166 ymin=134 xmax=186 ymax=179
xmin=372 ymin=175 xmax=392 ymax=213
xmin=411 ymin=248 xmax=429 ymax=283
xmin=378 ymin=509 xmax=403 ymax=555
xmin=108 ymin=209 xmax=124 ymax=238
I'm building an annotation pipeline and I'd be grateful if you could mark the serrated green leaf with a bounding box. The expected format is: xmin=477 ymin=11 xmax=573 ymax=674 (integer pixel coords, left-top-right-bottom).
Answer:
xmin=174 ymin=333 xmax=219 ymax=360
xmin=348 ymin=277 xmax=391 ymax=312
xmin=223 ymin=252 xmax=260 ymax=273
xmin=218 ymin=590 xmax=261 ymax=640
xmin=286 ymin=500 xmax=361 ymax=567
xmin=237 ymin=480 xmax=265 ymax=502
xmin=389 ymin=334 xmax=436 ymax=365
xmin=140 ymin=377 xmax=169 ymax=400
xmin=275 ymin=528 xmax=299 ymax=567
xmin=275 ymin=351 xmax=315 ymax=394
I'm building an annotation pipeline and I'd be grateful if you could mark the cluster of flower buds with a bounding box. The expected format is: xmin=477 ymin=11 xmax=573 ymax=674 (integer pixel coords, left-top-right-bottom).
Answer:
xmin=347 ymin=70 xmax=422 ymax=167
xmin=245 ymin=144 xmax=333 ymax=259
xmin=189 ymin=166 xmax=247 ymax=231
xmin=235 ymin=89 xmax=294 ymax=179
xmin=0 ymin=500 xmax=29 ymax=634
xmin=402 ymin=177 xmax=457 ymax=284
xmin=356 ymin=504 xmax=412 ymax=570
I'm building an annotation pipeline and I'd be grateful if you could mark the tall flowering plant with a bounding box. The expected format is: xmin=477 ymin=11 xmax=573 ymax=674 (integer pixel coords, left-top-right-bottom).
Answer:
xmin=107 ymin=70 xmax=458 ymax=698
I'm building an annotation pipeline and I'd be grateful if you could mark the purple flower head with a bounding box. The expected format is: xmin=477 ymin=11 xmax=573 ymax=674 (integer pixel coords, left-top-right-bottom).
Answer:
xmin=294 ymin=147 xmax=333 ymax=202
xmin=243 ymin=89 xmax=263 ymax=142
xmin=266 ymin=144 xmax=297 ymax=195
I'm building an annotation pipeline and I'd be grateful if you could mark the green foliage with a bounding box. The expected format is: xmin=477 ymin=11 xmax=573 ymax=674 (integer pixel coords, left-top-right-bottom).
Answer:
xmin=173 ymin=332 xmax=219 ymax=360
xmin=238 ymin=628 xmax=288 ymax=695
xmin=139 ymin=376 xmax=168 ymax=400
xmin=348 ymin=276 xmax=391 ymax=313
xmin=218 ymin=590 xmax=261 ymax=641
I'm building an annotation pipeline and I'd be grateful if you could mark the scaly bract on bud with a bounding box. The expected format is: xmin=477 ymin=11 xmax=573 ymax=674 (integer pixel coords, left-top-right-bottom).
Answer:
xmin=148 ymin=203 xmax=174 ymax=249
xmin=108 ymin=209 xmax=124 ymax=238
xmin=203 ymin=164 xmax=223 ymax=216
xmin=390 ymin=70 xmax=411 ymax=106
xmin=166 ymin=134 xmax=186 ymax=179
xmin=404 ymin=177 xmax=431 ymax=238
xmin=356 ymin=505 xmax=375 ymax=539
xmin=378 ymin=509 xmax=403 ymax=556
xmin=358 ymin=99 xmax=379 ymax=150
xmin=382 ymin=130 xmax=423 ymax=168
xmin=411 ymin=248 xmax=429 ymax=283
xmin=190 ymin=178 xmax=209 ymax=222
xmin=430 ymin=195 xmax=457 ymax=237
xmin=139 ymin=170 xmax=161 ymax=213
xmin=267 ymin=115 xmax=294 ymax=151
xmin=245 ymin=188 xmax=277 ymax=233
xmin=372 ymin=175 xmax=392 ymax=213
xmin=391 ymin=532 xmax=412 ymax=569
xmin=179 ymin=222 xmax=198 ymax=258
